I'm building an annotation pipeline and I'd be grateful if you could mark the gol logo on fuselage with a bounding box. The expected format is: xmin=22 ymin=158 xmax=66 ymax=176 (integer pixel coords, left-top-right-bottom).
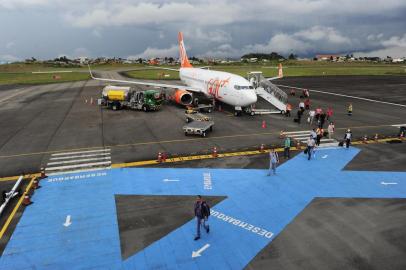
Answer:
xmin=207 ymin=77 xmax=230 ymax=99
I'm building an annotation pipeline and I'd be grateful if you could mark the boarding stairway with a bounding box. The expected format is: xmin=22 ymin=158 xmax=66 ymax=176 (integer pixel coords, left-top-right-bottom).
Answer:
xmin=249 ymin=72 xmax=288 ymax=112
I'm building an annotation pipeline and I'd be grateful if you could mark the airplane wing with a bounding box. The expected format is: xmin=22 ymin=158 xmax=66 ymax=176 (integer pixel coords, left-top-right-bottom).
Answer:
xmin=88 ymin=65 xmax=201 ymax=92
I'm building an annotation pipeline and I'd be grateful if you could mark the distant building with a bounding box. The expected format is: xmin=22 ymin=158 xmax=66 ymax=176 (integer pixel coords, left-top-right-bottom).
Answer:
xmin=392 ymin=58 xmax=405 ymax=63
xmin=315 ymin=54 xmax=341 ymax=61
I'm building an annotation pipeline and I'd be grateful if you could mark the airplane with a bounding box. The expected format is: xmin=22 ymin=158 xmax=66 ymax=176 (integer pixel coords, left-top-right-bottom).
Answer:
xmin=88 ymin=32 xmax=283 ymax=116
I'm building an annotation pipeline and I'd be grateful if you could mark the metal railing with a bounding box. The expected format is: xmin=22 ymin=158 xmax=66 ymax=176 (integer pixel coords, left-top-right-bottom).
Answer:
xmin=259 ymin=78 xmax=288 ymax=104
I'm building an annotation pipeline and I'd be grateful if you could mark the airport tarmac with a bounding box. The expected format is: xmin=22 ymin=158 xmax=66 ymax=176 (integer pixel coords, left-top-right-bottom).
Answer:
xmin=0 ymin=143 xmax=405 ymax=269
xmin=0 ymin=74 xmax=405 ymax=177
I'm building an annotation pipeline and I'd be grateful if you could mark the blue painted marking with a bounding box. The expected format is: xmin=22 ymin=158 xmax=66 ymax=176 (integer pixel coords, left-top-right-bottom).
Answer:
xmin=1 ymin=147 xmax=405 ymax=269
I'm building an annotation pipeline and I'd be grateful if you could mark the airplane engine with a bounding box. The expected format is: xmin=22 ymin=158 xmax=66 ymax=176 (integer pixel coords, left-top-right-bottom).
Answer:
xmin=173 ymin=89 xmax=193 ymax=105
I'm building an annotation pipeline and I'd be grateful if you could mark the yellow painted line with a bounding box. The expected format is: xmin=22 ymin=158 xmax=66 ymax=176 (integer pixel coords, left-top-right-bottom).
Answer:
xmin=0 ymin=176 xmax=35 ymax=240
xmin=0 ymin=123 xmax=401 ymax=160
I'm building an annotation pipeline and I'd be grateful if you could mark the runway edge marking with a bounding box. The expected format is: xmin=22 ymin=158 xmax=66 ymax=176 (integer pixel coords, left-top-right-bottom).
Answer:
xmin=0 ymin=176 xmax=36 ymax=239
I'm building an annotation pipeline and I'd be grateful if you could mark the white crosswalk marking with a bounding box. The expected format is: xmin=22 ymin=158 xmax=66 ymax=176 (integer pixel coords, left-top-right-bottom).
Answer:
xmin=45 ymin=149 xmax=112 ymax=175
xmin=284 ymin=130 xmax=339 ymax=148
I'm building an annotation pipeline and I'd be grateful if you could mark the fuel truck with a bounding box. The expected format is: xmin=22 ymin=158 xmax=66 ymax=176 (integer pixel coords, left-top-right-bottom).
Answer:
xmin=100 ymin=85 xmax=163 ymax=111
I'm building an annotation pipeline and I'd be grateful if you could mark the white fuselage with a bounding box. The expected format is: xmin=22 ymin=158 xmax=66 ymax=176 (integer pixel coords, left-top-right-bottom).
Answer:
xmin=179 ymin=68 xmax=257 ymax=107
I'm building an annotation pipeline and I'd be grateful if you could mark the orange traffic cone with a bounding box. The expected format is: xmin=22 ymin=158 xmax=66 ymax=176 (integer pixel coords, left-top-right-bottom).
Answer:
xmin=262 ymin=120 xmax=266 ymax=129
xmin=260 ymin=144 xmax=265 ymax=152
xmin=212 ymin=147 xmax=218 ymax=158
xmin=32 ymin=179 xmax=40 ymax=190
xmin=40 ymin=167 xmax=47 ymax=179
xmin=400 ymin=131 xmax=405 ymax=139
xmin=23 ymin=195 xmax=32 ymax=206
xmin=374 ymin=133 xmax=378 ymax=140
xmin=363 ymin=135 xmax=368 ymax=144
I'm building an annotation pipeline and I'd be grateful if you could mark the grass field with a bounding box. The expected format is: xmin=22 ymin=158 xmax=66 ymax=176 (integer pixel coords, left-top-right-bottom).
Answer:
xmin=125 ymin=62 xmax=406 ymax=80
xmin=0 ymin=72 xmax=90 ymax=85
xmin=0 ymin=61 xmax=404 ymax=85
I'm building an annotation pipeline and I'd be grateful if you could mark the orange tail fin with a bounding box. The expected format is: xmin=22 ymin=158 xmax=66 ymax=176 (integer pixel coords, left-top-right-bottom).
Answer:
xmin=278 ymin=63 xmax=283 ymax=78
xmin=178 ymin=32 xmax=193 ymax=68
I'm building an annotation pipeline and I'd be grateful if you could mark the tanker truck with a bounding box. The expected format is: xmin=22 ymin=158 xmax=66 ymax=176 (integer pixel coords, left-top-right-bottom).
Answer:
xmin=100 ymin=85 xmax=163 ymax=111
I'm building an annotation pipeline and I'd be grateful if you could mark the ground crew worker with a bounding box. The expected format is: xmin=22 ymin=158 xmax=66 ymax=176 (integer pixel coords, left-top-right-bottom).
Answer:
xmin=284 ymin=136 xmax=291 ymax=159
xmin=194 ymin=195 xmax=210 ymax=240
xmin=348 ymin=103 xmax=353 ymax=116
xmin=306 ymin=136 xmax=315 ymax=160
xmin=328 ymin=122 xmax=335 ymax=139
xmin=285 ymin=103 xmax=292 ymax=117
xmin=344 ymin=129 xmax=352 ymax=148
xmin=319 ymin=113 xmax=326 ymax=128
xmin=268 ymin=148 xmax=279 ymax=175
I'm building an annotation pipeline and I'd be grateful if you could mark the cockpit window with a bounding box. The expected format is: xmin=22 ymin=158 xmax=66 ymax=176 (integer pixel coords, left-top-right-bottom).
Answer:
xmin=234 ymin=85 xmax=253 ymax=90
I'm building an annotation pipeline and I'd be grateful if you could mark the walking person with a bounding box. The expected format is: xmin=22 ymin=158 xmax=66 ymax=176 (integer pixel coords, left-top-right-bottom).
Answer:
xmin=344 ymin=129 xmax=352 ymax=149
xmin=316 ymin=127 xmax=323 ymax=146
xmin=348 ymin=103 xmax=353 ymax=116
xmin=284 ymin=136 xmax=291 ymax=159
xmin=299 ymin=100 xmax=305 ymax=111
xmin=285 ymin=103 xmax=292 ymax=117
xmin=304 ymin=98 xmax=310 ymax=110
xmin=308 ymin=110 xmax=315 ymax=125
xmin=326 ymin=107 xmax=333 ymax=121
xmin=194 ymin=195 xmax=210 ymax=240
xmin=328 ymin=122 xmax=335 ymax=139
xmin=306 ymin=136 xmax=315 ymax=160
xmin=319 ymin=113 xmax=326 ymax=128
xmin=268 ymin=148 xmax=279 ymax=175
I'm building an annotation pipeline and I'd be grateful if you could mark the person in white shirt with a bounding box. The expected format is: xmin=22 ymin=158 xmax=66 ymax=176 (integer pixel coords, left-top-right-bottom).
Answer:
xmin=308 ymin=110 xmax=315 ymax=124
xmin=268 ymin=149 xmax=279 ymax=175
xmin=344 ymin=129 xmax=352 ymax=148
xmin=306 ymin=137 xmax=316 ymax=160
xmin=328 ymin=122 xmax=335 ymax=139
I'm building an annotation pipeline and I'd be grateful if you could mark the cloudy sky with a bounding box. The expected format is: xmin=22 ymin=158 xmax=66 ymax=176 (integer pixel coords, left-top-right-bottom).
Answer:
xmin=0 ymin=0 xmax=405 ymax=62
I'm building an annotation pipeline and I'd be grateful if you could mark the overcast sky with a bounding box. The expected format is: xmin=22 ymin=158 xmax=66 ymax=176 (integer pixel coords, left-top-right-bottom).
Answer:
xmin=0 ymin=0 xmax=405 ymax=62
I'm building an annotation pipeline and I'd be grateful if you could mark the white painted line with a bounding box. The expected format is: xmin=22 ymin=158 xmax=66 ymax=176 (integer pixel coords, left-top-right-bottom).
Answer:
xmin=276 ymin=84 xmax=406 ymax=108
xmin=32 ymin=71 xmax=73 ymax=74
xmin=381 ymin=181 xmax=398 ymax=185
xmin=391 ymin=124 xmax=406 ymax=127
xmin=192 ymin=244 xmax=210 ymax=258
xmin=163 ymin=179 xmax=180 ymax=182
xmin=51 ymin=149 xmax=110 ymax=156
xmin=47 ymin=157 xmax=111 ymax=166
xmin=283 ymin=130 xmax=311 ymax=135
xmin=50 ymin=152 xmax=111 ymax=160
xmin=63 ymin=215 xmax=72 ymax=227
xmin=46 ymin=167 xmax=111 ymax=176
xmin=315 ymin=146 xmax=342 ymax=150
xmin=45 ymin=161 xmax=111 ymax=171
xmin=293 ymin=135 xmax=311 ymax=139
xmin=322 ymin=155 xmax=328 ymax=159
xmin=320 ymin=139 xmax=336 ymax=142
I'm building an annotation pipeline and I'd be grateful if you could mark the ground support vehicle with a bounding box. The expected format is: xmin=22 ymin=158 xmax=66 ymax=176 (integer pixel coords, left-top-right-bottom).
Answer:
xmin=183 ymin=121 xmax=214 ymax=137
xmin=100 ymin=85 xmax=163 ymax=111
xmin=185 ymin=113 xmax=211 ymax=123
